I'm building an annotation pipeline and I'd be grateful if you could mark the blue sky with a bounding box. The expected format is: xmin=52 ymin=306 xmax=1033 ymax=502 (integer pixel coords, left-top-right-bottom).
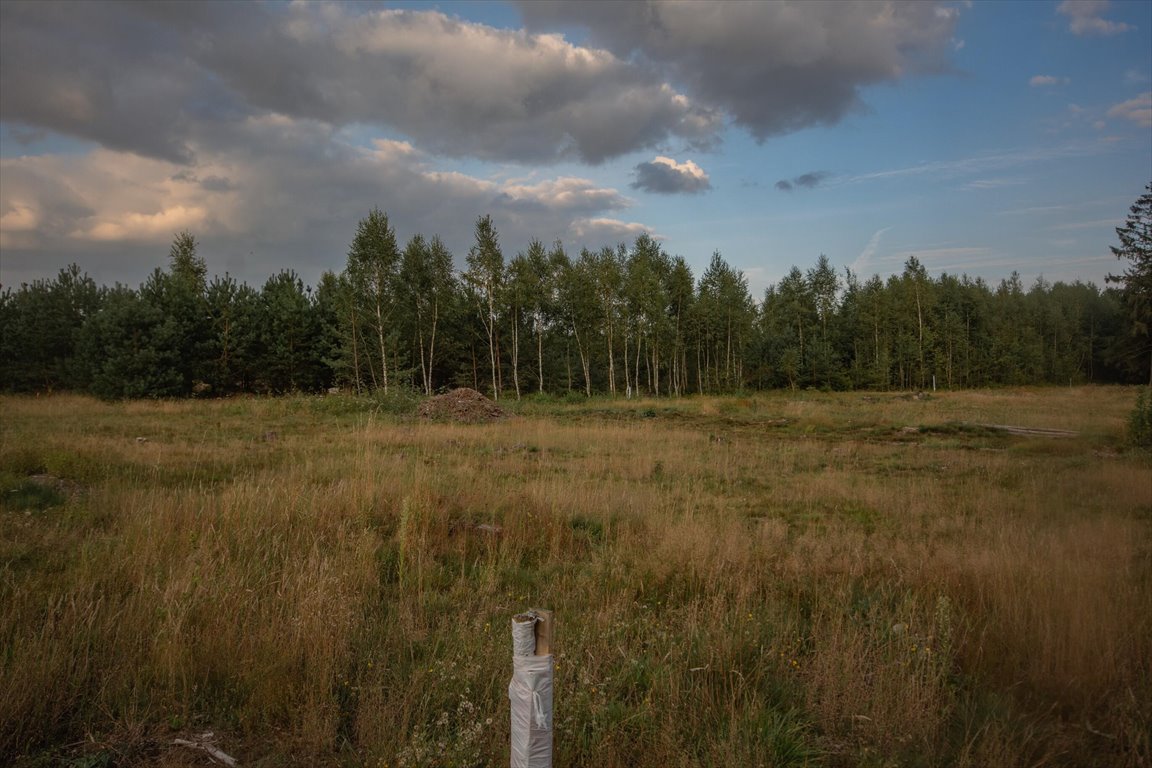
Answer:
xmin=1 ymin=1 xmax=1149 ymax=298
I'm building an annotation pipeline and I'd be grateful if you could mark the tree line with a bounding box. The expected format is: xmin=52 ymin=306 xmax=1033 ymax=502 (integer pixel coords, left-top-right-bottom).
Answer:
xmin=3 ymin=192 xmax=1150 ymax=399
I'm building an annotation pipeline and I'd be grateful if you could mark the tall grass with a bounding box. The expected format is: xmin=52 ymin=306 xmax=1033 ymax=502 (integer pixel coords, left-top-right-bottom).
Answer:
xmin=1 ymin=388 xmax=1148 ymax=766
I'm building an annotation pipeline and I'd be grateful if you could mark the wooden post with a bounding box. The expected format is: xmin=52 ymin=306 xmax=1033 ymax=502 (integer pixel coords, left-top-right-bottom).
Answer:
xmin=533 ymin=609 xmax=553 ymax=655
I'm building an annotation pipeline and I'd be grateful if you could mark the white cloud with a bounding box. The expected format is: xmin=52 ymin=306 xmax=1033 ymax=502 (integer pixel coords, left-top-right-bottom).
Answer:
xmin=850 ymin=226 xmax=891 ymax=274
xmin=1106 ymin=92 xmax=1152 ymax=128
xmin=1052 ymin=218 xmax=1121 ymax=231
xmin=0 ymin=117 xmax=649 ymax=287
xmin=1029 ymin=75 xmax=1070 ymax=87
xmin=838 ymin=143 xmax=1109 ymax=186
xmin=888 ymin=246 xmax=994 ymax=272
xmin=569 ymin=217 xmax=661 ymax=242
xmin=963 ymin=178 xmax=1026 ymax=190
xmin=80 ymin=206 xmax=211 ymax=242
xmin=0 ymin=201 xmax=39 ymax=232
xmin=1056 ymin=0 xmax=1132 ymax=36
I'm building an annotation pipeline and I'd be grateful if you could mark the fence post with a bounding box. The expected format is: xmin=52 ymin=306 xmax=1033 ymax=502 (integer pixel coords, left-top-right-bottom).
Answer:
xmin=509 ymin=609 xmax=554 ymax=768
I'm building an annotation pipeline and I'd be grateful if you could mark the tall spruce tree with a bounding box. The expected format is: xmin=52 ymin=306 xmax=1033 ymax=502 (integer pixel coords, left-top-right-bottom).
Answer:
xmin=1107 ymin=184 xmax=1152 ymax=384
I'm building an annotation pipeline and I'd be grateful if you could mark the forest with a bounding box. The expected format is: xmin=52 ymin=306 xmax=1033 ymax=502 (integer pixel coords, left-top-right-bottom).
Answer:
xmin=2 ymin=187 xmax=1150 ymax=399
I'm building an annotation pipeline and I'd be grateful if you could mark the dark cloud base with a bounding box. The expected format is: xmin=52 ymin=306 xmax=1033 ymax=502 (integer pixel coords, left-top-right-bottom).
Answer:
xmin=775 ymin=171 xmax=830 ymax=192
xmin=631 ymin=158 xmax=711 ymax=194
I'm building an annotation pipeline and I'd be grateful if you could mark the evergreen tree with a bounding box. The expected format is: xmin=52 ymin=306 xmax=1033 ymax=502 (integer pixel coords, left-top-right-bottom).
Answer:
xmin=255 ymin=270 xmax=325 ymax=393
xmin=0 ymin=265 xmax=100 ymax=392
xmin=1107 ymin=183 xmax=1152 ymax=384
xmin=204 ymin=274 xmax=260 ymax=394
xmin=78 ymin=282 xmax=182 ymax=399
xmin=148 ymin=231 xmax=212 ymax=393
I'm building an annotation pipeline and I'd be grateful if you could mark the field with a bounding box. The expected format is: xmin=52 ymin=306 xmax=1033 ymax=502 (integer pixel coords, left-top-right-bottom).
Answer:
xmin=1 ymin=387 xmax=1149 ymax=767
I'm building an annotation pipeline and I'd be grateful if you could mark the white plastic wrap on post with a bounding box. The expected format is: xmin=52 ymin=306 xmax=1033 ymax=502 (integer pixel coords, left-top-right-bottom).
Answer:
xmin=509 ymin=653 xmax=553 ymax=767
xmin=512 ymin=614 xmax=538 ymax=658
xmin=510 ymin=613 xmax=553 ymax=768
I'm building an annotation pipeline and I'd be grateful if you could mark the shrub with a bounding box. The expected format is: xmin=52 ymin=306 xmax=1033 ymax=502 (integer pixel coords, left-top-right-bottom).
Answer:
xmin=1129 ymin=387 xmax=1152 ymax=449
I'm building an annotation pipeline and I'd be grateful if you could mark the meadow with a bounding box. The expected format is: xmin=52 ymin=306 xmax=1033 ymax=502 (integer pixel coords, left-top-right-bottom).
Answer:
xmin=1 ymin=387 xmax=1149 ymax=767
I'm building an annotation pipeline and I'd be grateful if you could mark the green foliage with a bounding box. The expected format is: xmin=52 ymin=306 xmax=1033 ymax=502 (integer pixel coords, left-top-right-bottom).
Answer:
xmin=1107 ymin=183 xmax=1152 ymax=385
xmin=399 ymin=233 xmax=457 ymax=395
xmin=254 ymin=270 xmax=328 ymax=393
xmin=464 ymin=214 xmax=506 ymax=399
xmin=78 ymin=283 xmax=185 ymax=399
xmin=168 ymin=230 xmax=207 ymax=291
xmin=3 ymin=212 xmax=1151 ymax=400
xmin=368 ymin=385 xmax=423 ymax=416
xmin=1129 ymin=387 xmax=1152 ymax=449
xmin=345 ymin=208 xmax=402 ymax=392
xmin=0 ymin=477 xmax=66 ymax=511
xmin=0 ymin=265 xmax=101 ymax=392
xmin=747 ymin=708 xmax=822 ymax=767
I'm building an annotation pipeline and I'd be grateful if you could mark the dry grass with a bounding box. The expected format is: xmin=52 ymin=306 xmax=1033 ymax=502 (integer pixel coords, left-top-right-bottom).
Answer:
xmin=1 ymin=387 xmax=1149 ymax=767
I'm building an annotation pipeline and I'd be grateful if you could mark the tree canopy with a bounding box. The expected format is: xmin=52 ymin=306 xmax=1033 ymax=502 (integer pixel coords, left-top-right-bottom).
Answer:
xmin=3 ymin=198 xmax=1148 ymax=398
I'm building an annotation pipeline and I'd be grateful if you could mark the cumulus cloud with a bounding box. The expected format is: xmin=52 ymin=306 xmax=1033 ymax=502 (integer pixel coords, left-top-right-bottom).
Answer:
xmin=1107 ymin=92 xmax=1152 ymax=128
xmin=775 ymin=171 xmax=830 ymax=192
xmin=630 ymin=156 xmax=712 ymax=194
xmin=1029 ymin=75 xmax=1070 ymax=87
xmin=519 ymin=1 xmax=959 ymax=141
xmin=569 ymin=217 xmax=661 ymax=242
xmin=0 ymin=115 xmax=647 ymax=286
xmin=1056 ymin=0 xmax=1132 ymax=36
xmin=0 ymin=2 xmax=717 ymax=166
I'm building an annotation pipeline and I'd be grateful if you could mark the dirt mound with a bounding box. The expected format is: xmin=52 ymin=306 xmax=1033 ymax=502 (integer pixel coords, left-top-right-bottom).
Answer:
xmin=417 ymin=388 xmax=506 ymax=422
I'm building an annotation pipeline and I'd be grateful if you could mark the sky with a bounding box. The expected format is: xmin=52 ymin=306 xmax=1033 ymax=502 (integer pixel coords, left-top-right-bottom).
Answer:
xmin=1 ymin=0 xmax=1150 ymax=299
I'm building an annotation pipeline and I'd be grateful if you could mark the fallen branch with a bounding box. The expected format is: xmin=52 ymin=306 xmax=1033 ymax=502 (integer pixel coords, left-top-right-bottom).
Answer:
xmin=172 ymin=732 xmax=238 ymax=766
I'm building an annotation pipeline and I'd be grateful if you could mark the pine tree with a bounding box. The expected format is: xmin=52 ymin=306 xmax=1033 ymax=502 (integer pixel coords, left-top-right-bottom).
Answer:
xmin=1107 ymin=183 xmax=1152 ymax=384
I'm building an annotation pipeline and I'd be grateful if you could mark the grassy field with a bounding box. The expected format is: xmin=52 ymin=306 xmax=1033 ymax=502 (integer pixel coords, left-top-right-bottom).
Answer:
xmin=1 ymin=387 xmax=1149 ymax=767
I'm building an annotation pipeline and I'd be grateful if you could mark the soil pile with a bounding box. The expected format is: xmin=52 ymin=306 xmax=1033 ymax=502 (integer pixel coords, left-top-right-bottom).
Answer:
xmin=417 ymin=388 xmax=506 ymax=422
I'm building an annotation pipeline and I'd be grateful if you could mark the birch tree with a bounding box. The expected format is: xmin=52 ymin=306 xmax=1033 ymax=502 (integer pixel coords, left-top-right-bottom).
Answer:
xmin=400 ymin=234 xmax=456 ymax=394
xmin=346 ymin=208 xmax=400 ymax=392
xmin=464 ymin=215 xmax=505 ymax=399
xmin=508 ymin=239 xmax=554 ymax=397
xmin=557 ymin=248 xmax=599 ymax=396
